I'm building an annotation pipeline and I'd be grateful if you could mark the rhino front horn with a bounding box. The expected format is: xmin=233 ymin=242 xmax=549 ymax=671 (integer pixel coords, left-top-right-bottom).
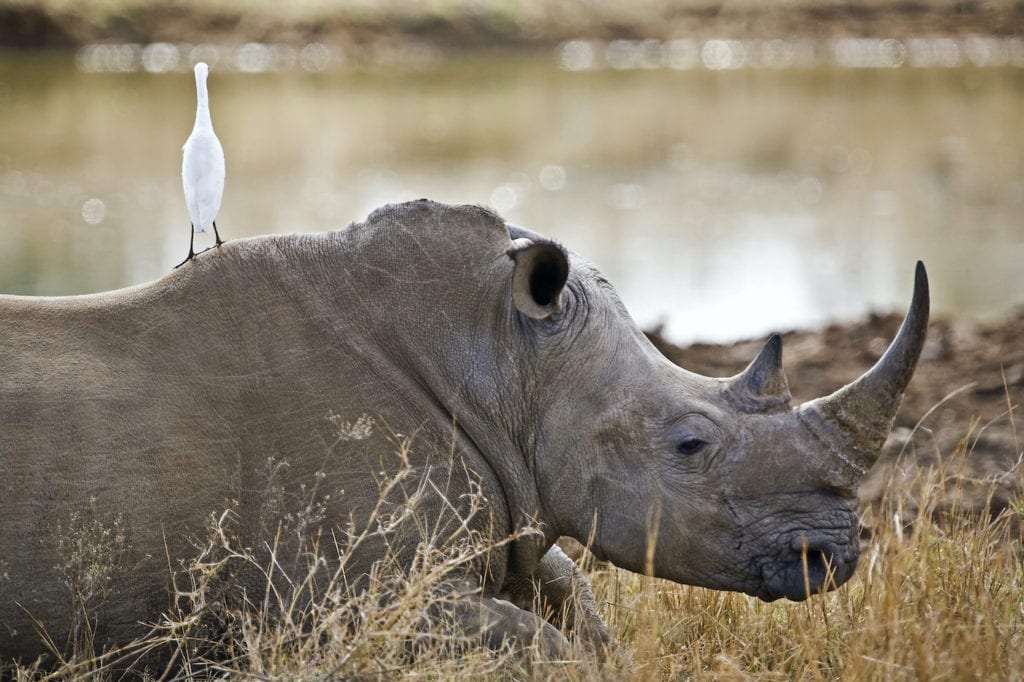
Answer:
xmin=800 ymin=261 xmax=930 ymax=479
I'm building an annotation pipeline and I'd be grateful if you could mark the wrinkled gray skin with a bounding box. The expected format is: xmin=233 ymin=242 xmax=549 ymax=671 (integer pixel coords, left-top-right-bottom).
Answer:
xmin=0 ymin=200 xmax=928 ymax=664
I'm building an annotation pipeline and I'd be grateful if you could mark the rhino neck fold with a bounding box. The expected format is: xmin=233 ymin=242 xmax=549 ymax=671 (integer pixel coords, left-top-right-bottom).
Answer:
xmin=307 ymin=203 xmax=556 ymax=580
xmin=445 ymin=411 xmax=552 ymax=578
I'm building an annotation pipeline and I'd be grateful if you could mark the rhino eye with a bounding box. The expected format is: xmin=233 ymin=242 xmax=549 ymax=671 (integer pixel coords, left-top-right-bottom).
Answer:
xmin=676 ymin=437 xmax=707 ymax=456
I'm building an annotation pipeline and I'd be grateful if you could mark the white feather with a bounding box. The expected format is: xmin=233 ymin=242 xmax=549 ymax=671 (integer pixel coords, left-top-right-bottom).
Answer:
xmin=182 ymin=62 xmax=224 ymax=234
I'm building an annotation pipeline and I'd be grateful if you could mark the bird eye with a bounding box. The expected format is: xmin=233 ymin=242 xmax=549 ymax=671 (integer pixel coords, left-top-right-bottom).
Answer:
xmin=677 ymin=438 xmax=707 ymax=455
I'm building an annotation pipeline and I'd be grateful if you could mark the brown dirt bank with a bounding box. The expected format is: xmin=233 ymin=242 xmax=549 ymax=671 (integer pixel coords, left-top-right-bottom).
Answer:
xmin=1 ymin=1 xmax=1021 ymax=51
xmin=645 ymin=308 xmax=1024 ymax=530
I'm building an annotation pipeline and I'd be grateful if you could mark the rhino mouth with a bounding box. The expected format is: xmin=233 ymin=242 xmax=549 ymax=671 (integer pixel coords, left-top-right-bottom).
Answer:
xmin=757 ymin=541 xmax=857 ymax=602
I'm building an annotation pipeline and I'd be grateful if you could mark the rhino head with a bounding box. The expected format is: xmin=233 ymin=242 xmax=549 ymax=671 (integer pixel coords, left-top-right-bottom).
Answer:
xmin=507 ymin=231 xmax=928 ymax=601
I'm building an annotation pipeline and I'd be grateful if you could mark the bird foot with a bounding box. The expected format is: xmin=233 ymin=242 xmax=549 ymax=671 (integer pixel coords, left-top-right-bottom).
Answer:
xmin=173 ymin=250 xmax=195 ymax=269
xmin=196 ymin=244 xmax=222 ymax=256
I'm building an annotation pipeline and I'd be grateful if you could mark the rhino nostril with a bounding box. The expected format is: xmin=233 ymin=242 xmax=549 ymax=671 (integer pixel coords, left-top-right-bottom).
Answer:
xmin=791 ymin=538 xmax=838 ymax=558
xmin=786 ymin=540 xmax=841 ymax=588
xmin=802 ymin=544 xmax=841 ymax=583
xmin=761 ymin=540 xmax=856 ymax=601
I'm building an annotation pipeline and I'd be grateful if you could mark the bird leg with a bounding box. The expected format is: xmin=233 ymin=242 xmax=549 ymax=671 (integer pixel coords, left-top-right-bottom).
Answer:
xmin=173 ymin=226 xmax=196 ymax=269
xmin=213 ymin=221 xmax=224 ymax=247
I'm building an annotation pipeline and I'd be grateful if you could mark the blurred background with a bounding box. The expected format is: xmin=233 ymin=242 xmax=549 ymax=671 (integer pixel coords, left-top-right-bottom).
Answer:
xmin=0 ymin=0 xmax=1021 ymax=342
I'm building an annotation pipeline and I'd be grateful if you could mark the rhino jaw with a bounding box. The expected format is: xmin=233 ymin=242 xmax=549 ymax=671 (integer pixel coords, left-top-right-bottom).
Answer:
xmin=798 ymin=261 xmax=930 ymax=486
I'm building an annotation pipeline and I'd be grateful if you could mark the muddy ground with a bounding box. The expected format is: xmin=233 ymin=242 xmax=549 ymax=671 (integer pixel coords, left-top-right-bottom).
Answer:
xmin=645 ymin=308 xmax=1024 ymax=530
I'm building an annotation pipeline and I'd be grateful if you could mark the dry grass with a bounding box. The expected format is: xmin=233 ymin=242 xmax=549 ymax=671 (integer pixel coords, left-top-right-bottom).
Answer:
xmin=4 ymin=441 xmax=602 ymax=680
xmin=5 ymin=434 xmax=1023 ymax=680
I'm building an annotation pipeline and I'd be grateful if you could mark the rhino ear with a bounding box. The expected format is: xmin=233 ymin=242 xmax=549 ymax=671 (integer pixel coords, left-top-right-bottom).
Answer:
xmin=507 ymin=239 xmax=569 ymax=320
xmin=725 ymin=334 xmax=792 ymax=412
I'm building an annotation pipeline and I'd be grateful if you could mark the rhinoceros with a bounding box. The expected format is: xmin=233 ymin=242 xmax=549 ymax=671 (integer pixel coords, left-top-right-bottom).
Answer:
xmin=0 ymin=199 xmax=927 ymax=665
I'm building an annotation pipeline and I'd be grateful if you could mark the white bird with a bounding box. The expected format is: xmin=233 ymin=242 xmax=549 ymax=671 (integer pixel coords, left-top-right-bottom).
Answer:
xmin=177 ymin=61 xmax=225 ymax=268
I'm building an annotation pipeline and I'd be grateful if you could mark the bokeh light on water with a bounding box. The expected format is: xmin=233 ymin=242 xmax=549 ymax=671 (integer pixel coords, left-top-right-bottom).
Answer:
xmin=1 ymin=46 xmax=1022 ymax=342
xmin=559 ymin=36 xmax=1024 ymax=71
xmin=76 ymin=36 xmax=1024 ymax=76
xmin=75 ymin=41 xmax=424 ymax=74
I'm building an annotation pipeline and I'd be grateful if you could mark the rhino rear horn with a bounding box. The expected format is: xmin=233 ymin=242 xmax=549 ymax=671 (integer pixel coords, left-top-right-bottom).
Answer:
xmin=508 ymin=240 xmax=569 ymax=320
xmin=800 ymin=261 xmax=930 ymax=477
xmin=725 ymin=334 xmax=791 ymax=412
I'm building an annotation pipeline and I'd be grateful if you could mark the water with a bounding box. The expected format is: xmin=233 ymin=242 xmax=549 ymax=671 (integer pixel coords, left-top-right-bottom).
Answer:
xmin=1 ymin=49 xmax=1021 ymax=342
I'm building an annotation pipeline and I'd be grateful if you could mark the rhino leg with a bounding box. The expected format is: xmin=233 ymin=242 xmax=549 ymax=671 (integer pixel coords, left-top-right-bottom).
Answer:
xmin=443 ymin=594 xmax=572 ymax=659
xmin=499 ymin=544 xmax=617 ymax=655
